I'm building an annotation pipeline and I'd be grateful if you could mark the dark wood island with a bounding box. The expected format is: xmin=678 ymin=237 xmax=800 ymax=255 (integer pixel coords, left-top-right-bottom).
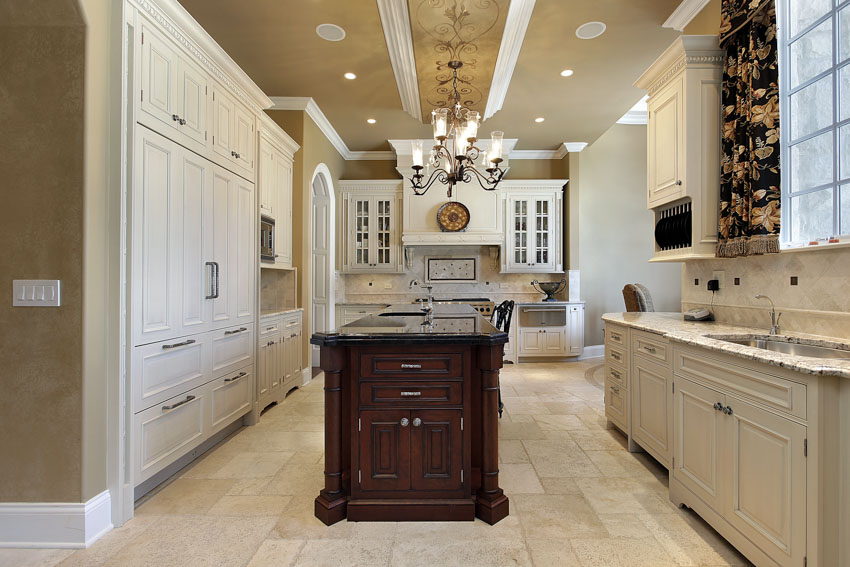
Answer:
xmin=310 ymin=304 xmax=509 ymax=525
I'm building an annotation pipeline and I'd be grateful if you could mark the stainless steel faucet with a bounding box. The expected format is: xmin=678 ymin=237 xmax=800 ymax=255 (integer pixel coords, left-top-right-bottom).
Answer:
xmin=409 ymin=279 xmax=434 ymax=321
xmin=754 ymin=294 xmax=782 ymax=335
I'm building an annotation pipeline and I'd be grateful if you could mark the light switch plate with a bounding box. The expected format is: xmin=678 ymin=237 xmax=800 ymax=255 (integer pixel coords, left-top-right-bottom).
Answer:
xmin=13 ymin=280 xmax=61 ymax=307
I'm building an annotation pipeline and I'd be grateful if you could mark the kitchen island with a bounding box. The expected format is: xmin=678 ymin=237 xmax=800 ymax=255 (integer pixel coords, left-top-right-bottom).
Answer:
xmin=310 ymin=304 xmax=509 ymax=525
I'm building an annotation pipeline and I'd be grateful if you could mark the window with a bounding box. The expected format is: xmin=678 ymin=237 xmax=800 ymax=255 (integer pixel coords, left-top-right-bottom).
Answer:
xmin=779 ymin=0 xmax=850 ymax=244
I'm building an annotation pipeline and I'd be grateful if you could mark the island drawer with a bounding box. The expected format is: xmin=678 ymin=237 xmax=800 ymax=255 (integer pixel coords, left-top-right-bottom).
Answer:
xmin=606 ymin=343 xmax=627 ymax=367
xmin=632 ymin=330 xmax=669 ymax=364
xmin=360 ymin=353 xmax=463 ymax=379
xmin=359 ymin=381 xmax=462 ymax=406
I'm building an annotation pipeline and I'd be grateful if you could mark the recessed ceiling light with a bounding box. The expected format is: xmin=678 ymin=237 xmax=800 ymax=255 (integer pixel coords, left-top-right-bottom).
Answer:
xmin=344 ymin=72 xmax=357 ymax=80
xmin=367 ymin=118 xmax=376 ymax=124
xmin=535 ymin=117 xmax=545 ymax=123
xmin=560 ymin=69 xmax=574 ymax=77
xmin=576 ymin=21 xmax=606 ymax=40
xmin=316 ymin=23 xmax=346 ymax=42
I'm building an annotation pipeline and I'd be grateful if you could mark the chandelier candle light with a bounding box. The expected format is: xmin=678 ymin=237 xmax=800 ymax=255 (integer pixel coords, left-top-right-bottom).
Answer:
xmin=409 ymin=60 xmax=506 ymax=198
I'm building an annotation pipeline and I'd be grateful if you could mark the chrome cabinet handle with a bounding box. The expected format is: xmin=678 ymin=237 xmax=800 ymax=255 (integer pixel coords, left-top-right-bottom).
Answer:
xmin=162 ymin=339 xmax=196 ymax=350
xmin=205 ymin=261 xmax=216 ymax=299
xmin=644 ymin=345 xmax=656 ymax=353
xmin=611 ymin=333 xmax=621 ymax=341
xmin=412 ymin=418 xmax=422 ymax=427
xmin=714 ymin=402 xmax=723 ymax=411
xmin=162 ymin=395 xmax=195 ymax=411
xmin=610 ymin=370 xmax=620 ymax=379
xmin=676 ymin=180 xmax=683 ymax=186
xmin=400 ymin=391 xmax=421 ymax=397
xmin=400 ymin=363 xmax=422 ymax=369
xmin=225 ymin=371 xmax=247 ymax=383
xmin=172 ymin=114 xmax=180 ymax=122
xmin=213 ymin=261 xmax=220 ymax=298
xmin=611 ymin=352 xmax=621 ymax=361
xmin=225 ymin=327 xmax=247 ymax=335
xmin=610 ymin=385 xmax=620 ymax=394
xmin=400 ymin=418 xmax=409 ymax=427
xmin=179 ymin=118 xmax=186 ymax=125
xmin=231 ymin=151 xmax=237 ymax=157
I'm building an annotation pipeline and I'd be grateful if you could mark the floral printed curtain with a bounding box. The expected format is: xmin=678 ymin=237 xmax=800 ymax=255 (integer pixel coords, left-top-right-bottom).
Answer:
xmin=717 ymin=0 xmax=781 ymax=257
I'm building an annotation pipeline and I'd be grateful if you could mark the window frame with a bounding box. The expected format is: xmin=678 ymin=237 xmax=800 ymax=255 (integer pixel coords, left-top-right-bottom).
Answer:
xmin=778 ymin=0 xmax=850 ymax=247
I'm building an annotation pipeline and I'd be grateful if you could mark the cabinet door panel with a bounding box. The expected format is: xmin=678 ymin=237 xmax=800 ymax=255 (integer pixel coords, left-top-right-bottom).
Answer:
xmin=211 ymin=86 xmax=236 ymax=163
xmin=209 ymin=168 xmax=232 ymax=324
xmin=179 ymin=151 xmax=210 ymax=333
xmin=674 ymin=377 xmax=724 ymax=511
xmin=209 ymin=366 xmax=253 ymax=434
xmin=543 ymin=329 xmax=566 ymax=355
xmin=724 ymin=398 xmax=806 ymax=567
xmin=632 ymin=357 xmax=672 ymax=465
xmin=176 ymin=58 xmax=207 ymax=145
xmin=519 ymin=329 xmax=543 ymax=355
xmin=648 ymin=78 xmax=684 ymax=206
xmin=258 ymin=340 xmax=271 ymax=400
xmin=139 ymin=22 xmax=177 ymax=129
xmin=410 ymin=409 xmax=463 ymax=492
xmin=605 ymin=381 xmax=628 ymax=431
xmin=232 ymin=178 xmax=255 ymax=323
xmin=360 ymin=410 xmax=410 ymax=491
xmin=258 ymin=139 xmax=275 ymax=216
xmin=234 ymin=104 xmax=254 ymax=171
xmin=275 ymin=155 xmax=293 ymax=266
xmin=532 ymin=197 xmax=556 ymax=271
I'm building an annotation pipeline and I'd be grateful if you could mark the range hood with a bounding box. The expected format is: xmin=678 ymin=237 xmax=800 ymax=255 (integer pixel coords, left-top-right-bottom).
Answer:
xmin=390 ymin=139 xmax=517 ymax=246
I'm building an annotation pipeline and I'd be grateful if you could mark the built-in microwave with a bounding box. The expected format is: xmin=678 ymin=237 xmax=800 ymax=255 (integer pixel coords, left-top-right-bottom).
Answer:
xmin=260 ymin=215 xmax=275 ymax=262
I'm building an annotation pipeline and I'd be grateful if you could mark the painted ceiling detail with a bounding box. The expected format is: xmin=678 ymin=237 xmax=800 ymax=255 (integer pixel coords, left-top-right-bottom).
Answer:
xmin=410 ymin=0 xmax=508 ymax=122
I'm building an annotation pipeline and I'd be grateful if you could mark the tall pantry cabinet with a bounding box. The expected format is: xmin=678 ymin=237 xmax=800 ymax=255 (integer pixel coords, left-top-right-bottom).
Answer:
xmin=127 ymin=0 xmax=273 ymax=497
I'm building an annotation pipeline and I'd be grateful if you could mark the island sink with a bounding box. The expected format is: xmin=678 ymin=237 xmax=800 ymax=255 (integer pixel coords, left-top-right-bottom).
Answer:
xmin=310 ymin=304 xmax=509 ymax=525
xmin=712 ymin=335 xmax=850 ymax=360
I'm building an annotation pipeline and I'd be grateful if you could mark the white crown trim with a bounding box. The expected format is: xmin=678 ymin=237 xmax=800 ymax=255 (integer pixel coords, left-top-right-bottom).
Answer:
xmin=484 ymin=0 xmax=536 ymax=120
xmin=617 ymin=110 xmax=648 ymax=125
xmin=563 ymin=142 xmax=588 ymax=153
xmin=377 ymin=0 xmax=422 ymax=121
xmin=134 ymin=0 xmax=272 ymax=112
xmin=347 ymin=151 xmax=397 ymax=160
xmin=0 ymin=490 xmax=112 ymax=549
xmin=663 ymin=0 xmax=712 ymax=32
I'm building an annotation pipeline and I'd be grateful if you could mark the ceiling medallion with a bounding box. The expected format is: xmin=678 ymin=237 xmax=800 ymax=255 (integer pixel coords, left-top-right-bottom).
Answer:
xmin=409 ymin=60 xmax=506 ymax=199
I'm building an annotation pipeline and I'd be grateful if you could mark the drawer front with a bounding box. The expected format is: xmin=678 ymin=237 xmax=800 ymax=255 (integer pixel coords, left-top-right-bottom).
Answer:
xmin=632 ymin=330 xmax=669 ymax=364
xmin=283 ymin=313 xmax=302 ymax=329
xmin=259 ymin=317 xmax=282 ymax=338
xmin=209 ymin=364 xmax=253 ymax=434
xmin=360 ymin=353 xmax=463 ymax=379
xmin=606 ymin=343 xmax=627 ymax=367
xmin=341 ymin=305 xmax=385 ymax=317
xmin=132 ymin=334 xmax=209 ymax=412
xmin=605 ymin=379 xmax=628 ymax=431
xmin=604 ymin=360 xmax=628 ymax=390
xmin=606 ymin=324 xmax=627 ymax=348
xmin=674 ymin=348 xmax=807 ymax=420
xmin=211 ymin=324 xmax=254 ymax=378
xmin=134 ymin=384 xmax=206 ymax=483
xmin=360 ymin=381 xmax=462 ymax=406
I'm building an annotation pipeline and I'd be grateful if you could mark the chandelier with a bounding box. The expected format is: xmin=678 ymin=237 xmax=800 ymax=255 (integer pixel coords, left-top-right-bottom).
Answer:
xmin=409 ymin=60 xmax=505 ymax=199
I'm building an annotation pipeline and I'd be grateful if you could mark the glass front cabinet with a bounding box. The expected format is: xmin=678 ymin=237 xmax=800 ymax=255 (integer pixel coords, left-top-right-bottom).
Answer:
xmin=339 ymin=182 xmax=403 ymax=273
xmin=502 ymin=185 xmax=564 ymax=274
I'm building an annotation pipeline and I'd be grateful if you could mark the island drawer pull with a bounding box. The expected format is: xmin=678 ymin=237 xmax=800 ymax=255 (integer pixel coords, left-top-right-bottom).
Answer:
xmin=400 ymin=363 xmax=422 ymax=369
xmin=610 ymin=370 xmax=621 ymax=379
xmin=400 ymin=391 xmax=421 ymax=397
xmin=400 ymin=418 xmax=409 ymax=427
xmin=162 ymin=395 xmax=195 ymax=411
xmin=611 ymin=352 xmax=621 ymax=361
xmin=610 ymin=385 xmax=620 ymax=394
xmin=225 ymin=327 xmax=248 ymax=335
xmin=162 ymin=339 xmax=196 ymax=350
xmin=610 ymin=332 xmax=622 ymax=341
xmin=644 ymin=345 xmax=657 ymax=353
xmin=225 ymin=371 xmax=247 ymax=383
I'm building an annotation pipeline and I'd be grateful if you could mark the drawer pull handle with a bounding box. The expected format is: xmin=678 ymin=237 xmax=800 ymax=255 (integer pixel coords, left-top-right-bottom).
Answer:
xmin=401 ymin=391 xmax=421 ymax=397
xmin=714 ymin=402 xmax=723 ymax=412
xmin=610 ymin=370 xmax=620 ymax=379
xmin=400 ymin=363 xmax=422 ymax=369
xmin=610 ymin=386 xmax=620 ymax=394
xmin=225 ymin=371 xmax=247 ymax=383
xmin=611 ymin=333 xmax=621 ymax=341
xmin=611 ymin=353 xmax=621 ymax=361
xmin=162 ymin=339 xmax=196 ymax=350
xmin=400 ymin=418 xmax=409 ymax=427
xmin=412 ymin=418 xmax=422 ymax=427
xmin=644 ymin=345 xmax=657 ymax=353
xmin=225 ymin=327 xmax=248 ymax=335
xmin=162 ymin=395 xmax=195 ymax=411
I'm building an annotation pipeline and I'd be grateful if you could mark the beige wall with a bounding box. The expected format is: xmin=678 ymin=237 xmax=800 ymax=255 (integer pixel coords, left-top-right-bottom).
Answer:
xmin=683 ymin=0 xmax=720 ymax=35
xmin=342 ymin=160 xmax=400 ymax=180
xmin=0 ymin=3 xmax=85 ymax=502
xmin=506 ymin=156 xmax=569 ymax=180
xmin=577 ymin=124 xmax=682 ymax=345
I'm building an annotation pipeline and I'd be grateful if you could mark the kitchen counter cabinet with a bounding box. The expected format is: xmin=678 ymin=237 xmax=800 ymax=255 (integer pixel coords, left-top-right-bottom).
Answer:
xmin=311 ymin=304 xmax=509 ymax=524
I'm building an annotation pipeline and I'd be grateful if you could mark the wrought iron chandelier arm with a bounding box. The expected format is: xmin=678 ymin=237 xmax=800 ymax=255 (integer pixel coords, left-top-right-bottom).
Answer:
xmin=465 ymin=163 xmax=505 ymax=191
xmin=410 ymin=168 xmax=450 ymax=196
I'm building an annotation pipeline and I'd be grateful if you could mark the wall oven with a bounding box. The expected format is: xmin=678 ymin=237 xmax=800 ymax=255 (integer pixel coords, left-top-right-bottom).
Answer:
xmin=260 ymin=215 xmax=275 ymax=262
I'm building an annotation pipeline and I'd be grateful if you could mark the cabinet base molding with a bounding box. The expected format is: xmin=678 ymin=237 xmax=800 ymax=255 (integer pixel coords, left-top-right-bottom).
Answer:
xmin=0 ymin=490 xmax=112 ymax=549
xmin=474 ymin=492 xmax=510 ymax=525
xmin=314 ymin=492 xmax=348 ymax=526
xmin=669 ymin=477 xmax=779 ymax=567
xmin=346 ymin=499 xmax=476 ymax=522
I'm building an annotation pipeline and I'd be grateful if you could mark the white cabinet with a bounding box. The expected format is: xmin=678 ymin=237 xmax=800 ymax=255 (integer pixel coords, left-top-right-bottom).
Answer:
xmin=336 ymin=304 xmax=388 ymax=326
xmin=211 ymin=82 xmax=255 ymax=178
xmin=632 ymin=355 xmax=673 ymax=468
xmin=139 ymin=19 xmax=208 ymax=150
xmin=603 ymin=323 xmax=630 ymax=433
xmin=133 ymin=127 xmax=254 ymax=346
xmin=339 ymin=183 xmax=403 ymax=273
xmin=258 ymin=311 xmax=303 ymax=412
xmin=646 ymin=76 xmax=684 ymax=208
xmin=516 ymin=303 xmax=583 ymax=359
xmin=501 ymin=183 xmax=564 ymax=273
xmin=258 ymin=119 xmax=298 ymax=269
xmin=209 ymin=365 xmax=253 ymax=435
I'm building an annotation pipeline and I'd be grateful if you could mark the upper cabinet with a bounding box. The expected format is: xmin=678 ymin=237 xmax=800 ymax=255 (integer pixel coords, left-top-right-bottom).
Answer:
xmin=338 ymin=181 xmax=403 ymax=274
xmin=258 ymin=114 xmax=299 ymax=269
xmin=501 ymin=182 xmax=565 ymax=274
xmin=211 ymin=83 xmax=255 ymax=179
xmin=636 ymin=36 xmax=723 ymax=262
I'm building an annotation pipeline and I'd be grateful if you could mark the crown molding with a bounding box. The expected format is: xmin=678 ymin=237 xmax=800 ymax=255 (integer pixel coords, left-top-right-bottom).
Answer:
xmin=134 ymin=0 xmax=272 ymax=112
xmin=258 ymin=112 xmax=301 ymax=156
xmin=634 ymin=35 xmax=722 ymax=95
xmin=663 ymin=0 xmax=712 ymax=32
xmin=377 ymin=0 xmax=422 ymax=122
xmin=484 ymin=0 xmax=536 ymax=120
xmin=563 ymin=142 xmax=588 ymax=153
xmin=347 ymin=150 xmax=398 ymax=160
xmin=617 ymin=110 xmax=648 ymax=125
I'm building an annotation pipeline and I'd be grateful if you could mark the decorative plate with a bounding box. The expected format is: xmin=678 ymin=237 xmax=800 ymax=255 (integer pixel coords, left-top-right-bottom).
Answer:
xmin=437 ymin=202 xmax=470 ymax=232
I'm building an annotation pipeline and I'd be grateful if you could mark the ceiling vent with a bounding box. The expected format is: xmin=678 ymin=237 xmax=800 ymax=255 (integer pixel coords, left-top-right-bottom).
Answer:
xmin=576 ymin=21 xmax=606 ymax=40
xmin=316 ymin=23 xmax=346 ymax=42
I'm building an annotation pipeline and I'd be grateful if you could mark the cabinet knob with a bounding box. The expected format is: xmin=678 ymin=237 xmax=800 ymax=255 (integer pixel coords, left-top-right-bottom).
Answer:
xmin=400 ymin=418 xmax=409 ymax=427
xmin=172 ymin=114 xmax=179 ymax=122
xmin=722 ymin=405 xmax=733 ymax=415
xmin=676 ymin=180 xmax=682 ymax=186
xmin=713 ymin=402 xmax=723 ymax=411
xmin=412 ymin=418 xmax=421 ymax=427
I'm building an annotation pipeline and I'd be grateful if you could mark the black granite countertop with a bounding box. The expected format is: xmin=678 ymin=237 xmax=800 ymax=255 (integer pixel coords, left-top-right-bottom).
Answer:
xmin=311 ymin=304 xmax=508 ymax=346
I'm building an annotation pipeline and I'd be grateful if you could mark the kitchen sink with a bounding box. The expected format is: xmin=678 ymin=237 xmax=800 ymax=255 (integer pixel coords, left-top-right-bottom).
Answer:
xmin=713 ymin=336 xmax=850 ymax=360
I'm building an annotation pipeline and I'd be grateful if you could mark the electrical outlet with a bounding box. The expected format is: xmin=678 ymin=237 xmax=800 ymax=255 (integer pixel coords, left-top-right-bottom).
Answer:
xmin=383 ymin=283 xmax=392 ymax=290
xmin=711 ymin=270 xmax=726 ymax=290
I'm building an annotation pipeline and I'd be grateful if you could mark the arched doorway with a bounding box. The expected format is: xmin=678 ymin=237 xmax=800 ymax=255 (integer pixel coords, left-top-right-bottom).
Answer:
xmin=310 ymin=164 xmax=336 ymax=367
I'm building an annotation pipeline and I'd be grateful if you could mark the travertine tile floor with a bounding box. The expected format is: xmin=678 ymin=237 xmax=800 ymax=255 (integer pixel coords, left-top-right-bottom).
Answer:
xmin=1 ymin=360 xmax=752 ymax=567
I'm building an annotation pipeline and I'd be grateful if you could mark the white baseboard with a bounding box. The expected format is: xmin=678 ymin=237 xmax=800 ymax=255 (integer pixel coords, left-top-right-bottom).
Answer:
xmin=0 ymin=490 xmax=113 ymax=549
xmin=579 ymin=344 xmax=604 ymax=360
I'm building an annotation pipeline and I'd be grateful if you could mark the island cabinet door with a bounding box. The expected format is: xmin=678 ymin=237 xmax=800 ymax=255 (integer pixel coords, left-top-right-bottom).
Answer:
xmin=410 ymin=409 xmax=463 ymax=492
xmin=359 ymin=410 xmax=410 ymax=492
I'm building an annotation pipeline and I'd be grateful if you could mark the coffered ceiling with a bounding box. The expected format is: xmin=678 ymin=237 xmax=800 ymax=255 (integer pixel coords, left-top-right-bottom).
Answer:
xmin=178 ymin=0 xmax=682 ymax=153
